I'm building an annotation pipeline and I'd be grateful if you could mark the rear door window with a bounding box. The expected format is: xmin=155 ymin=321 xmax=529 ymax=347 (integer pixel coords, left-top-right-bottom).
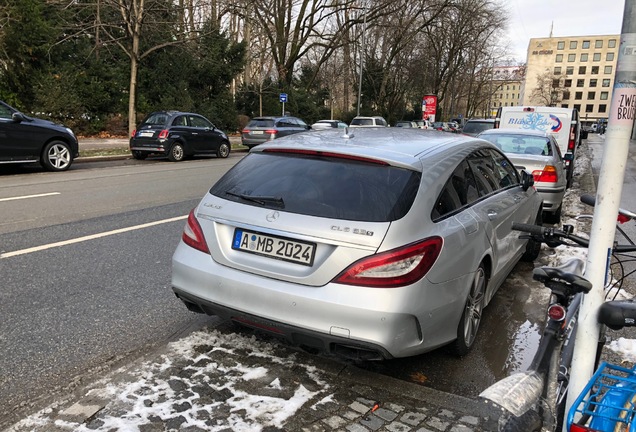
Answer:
xmin=210 ymin=152 xmax=421 ymax=222
xmin=432 ymin=160 xmax=480 ymax=220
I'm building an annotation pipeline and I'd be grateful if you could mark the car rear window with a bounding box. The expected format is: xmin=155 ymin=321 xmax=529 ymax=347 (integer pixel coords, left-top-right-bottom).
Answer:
xmin=248 ymin=119 xmax=275 ymax=128
xmin=351 ymin=118 xmax=374 ymax=126
xmin=210 ymin=152 xmax=421 ymax=222
xmin=463 ymin=121 xmax=494 ymax=134
xmin=482 ymin=134 xmax=553 ymax=156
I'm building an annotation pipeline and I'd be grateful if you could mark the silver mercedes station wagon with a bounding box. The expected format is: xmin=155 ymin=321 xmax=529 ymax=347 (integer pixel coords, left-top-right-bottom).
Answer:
xmin=171 ymin=128 xmax=542 ymax=359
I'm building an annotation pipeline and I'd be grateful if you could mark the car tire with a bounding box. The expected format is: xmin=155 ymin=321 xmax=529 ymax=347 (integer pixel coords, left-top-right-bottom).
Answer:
xmin=41 ymin=140 xmax=73 ymax=171
xmin=521 ymin=212 xmax=543 ymax=262
xmin=451 ymin=262 xmax=487 ymax=357
xmin=168 ymin=143 xmax=185 ymax=162
xmin=217 ymin=141 xmax=230 ymax=158
xmin=132 ymin=150 xmax=147 ymax=160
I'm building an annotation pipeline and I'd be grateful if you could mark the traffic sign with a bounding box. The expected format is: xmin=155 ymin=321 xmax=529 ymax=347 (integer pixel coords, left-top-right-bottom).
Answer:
xmin=280 ymin=93 xmax=287 ymax=103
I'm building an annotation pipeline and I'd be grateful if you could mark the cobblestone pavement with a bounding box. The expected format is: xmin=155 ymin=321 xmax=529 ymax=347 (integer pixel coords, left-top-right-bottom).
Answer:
xmin=6 ymin=328 xmax=499 ymax=432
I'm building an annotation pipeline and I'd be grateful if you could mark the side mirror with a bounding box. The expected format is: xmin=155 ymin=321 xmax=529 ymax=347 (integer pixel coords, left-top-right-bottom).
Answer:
xmin=520 ymin=169 xmax=534 ymax=191
xmin=12 ymin=112 xmax=26 ymax=122
xmin=563 ymin=153 xmax=574 ymax=162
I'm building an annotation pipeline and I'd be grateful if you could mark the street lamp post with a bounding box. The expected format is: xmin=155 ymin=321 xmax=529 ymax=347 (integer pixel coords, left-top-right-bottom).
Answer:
xmin=356 ymin=4 xmax=367 ymax=117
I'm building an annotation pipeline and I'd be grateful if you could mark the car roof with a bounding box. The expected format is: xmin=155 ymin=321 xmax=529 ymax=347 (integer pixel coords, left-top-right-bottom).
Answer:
xmin=479 ymin=128 xmax=551 ymax=138
xmin=466 ymin=118 xmax=494 ymax=123
xmin=250 ymin=128 xmax=493 ymax=171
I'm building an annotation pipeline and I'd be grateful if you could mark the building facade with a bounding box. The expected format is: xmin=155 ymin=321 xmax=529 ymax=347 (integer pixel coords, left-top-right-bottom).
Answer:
xmin=489 ymin=66 xmax=524 ymax=117
xmin=522 ymin=35 xmax=619 ymax=128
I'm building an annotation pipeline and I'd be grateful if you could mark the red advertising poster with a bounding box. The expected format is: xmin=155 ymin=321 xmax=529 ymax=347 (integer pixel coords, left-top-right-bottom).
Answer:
xmin=422 ymin=95 xmax=437 ymax=122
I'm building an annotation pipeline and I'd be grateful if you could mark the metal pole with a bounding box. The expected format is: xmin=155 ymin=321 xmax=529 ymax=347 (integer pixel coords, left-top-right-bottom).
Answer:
xmin=564 ymin=1 xmax=636 ymax=428
xmin=356 ymin=4 xmax=367 ymax=117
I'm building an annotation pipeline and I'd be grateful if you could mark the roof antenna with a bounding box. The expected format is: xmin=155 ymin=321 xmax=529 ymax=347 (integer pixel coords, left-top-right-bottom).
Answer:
xmin=342 ymin=126 xmax=354 ymax=139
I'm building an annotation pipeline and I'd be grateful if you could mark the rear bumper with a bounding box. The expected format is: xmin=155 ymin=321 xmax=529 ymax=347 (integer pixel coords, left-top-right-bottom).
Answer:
xmin=535 ymin=186 xmax=566 ymax=211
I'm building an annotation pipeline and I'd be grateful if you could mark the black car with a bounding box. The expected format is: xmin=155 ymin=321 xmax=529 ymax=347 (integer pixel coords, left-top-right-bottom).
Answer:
xmin=130 ymin=111 xmax=231 ymax=162
xmin=241 ymin=116 xmax=310 ymax=149
xmin=0 ymin=100 xmax=79 ymax=171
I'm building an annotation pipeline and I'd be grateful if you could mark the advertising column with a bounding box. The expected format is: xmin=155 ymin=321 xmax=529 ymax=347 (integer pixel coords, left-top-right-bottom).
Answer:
xmin=422 ymin=95 xmax=438 ymax=122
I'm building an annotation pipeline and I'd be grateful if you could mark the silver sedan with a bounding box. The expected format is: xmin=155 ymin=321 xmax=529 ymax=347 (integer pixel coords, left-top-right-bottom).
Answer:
xmin=171 ymin=128 xmax=543 ymax=359
xmin=477 ymin=128 xmax=567 ymax=224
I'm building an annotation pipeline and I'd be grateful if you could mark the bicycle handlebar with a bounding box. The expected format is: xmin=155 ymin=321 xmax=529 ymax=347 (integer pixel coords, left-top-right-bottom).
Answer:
xmin=580 ymin=193 xmax=636 ymax=220
xmin=512 ymin=222 xmax=590 ymax=248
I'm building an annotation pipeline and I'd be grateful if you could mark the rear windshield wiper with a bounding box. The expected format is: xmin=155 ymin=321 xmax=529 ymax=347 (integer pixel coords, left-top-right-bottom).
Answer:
xmin=226 ymin=191 xmax=285 ymax=208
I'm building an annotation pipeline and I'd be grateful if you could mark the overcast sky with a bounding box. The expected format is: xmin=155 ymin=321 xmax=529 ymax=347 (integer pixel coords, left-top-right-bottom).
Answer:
xmin=505 ymin=0 xmax=626 ymax=62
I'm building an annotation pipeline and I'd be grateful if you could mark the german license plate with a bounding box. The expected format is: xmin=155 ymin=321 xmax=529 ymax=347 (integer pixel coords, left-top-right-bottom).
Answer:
xmin=232 ymin=229 xmax=316 ymax=266
xmin=138 ymin=131 xmax=154 ymax=137
xmin=251 ymin=130 xmax=264 ymax=135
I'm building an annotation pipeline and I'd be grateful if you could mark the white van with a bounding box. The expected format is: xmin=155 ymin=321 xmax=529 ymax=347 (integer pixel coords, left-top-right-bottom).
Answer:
xmin=495 ymin=106 xmax=581 ymax=188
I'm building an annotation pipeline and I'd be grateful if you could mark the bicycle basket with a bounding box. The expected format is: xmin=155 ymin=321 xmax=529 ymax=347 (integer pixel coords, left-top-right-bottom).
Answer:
xmin=567 ymin=362 xmax=636 ymax=432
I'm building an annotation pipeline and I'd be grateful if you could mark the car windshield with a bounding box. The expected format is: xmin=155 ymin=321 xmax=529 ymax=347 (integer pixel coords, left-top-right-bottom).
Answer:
xmin=482 ymin=134 xmax=553 ymax=156
xmin=248 ymin=119 xmax=275 ymax=128
xmin=210 ymin=152 xmax=421 ymax=222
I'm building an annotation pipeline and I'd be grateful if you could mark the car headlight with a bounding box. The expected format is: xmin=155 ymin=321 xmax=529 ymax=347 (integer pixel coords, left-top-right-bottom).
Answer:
xmin=65 ymin=127 xmax=76 ymax=138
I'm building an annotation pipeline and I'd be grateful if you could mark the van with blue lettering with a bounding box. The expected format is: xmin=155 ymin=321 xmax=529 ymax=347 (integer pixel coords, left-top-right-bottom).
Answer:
xmin=495 ymin=106 xmax=581 ymax=188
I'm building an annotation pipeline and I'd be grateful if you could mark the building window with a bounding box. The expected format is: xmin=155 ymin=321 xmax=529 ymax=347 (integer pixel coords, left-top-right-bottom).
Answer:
xmin=563 ymin=91 xmax=571 ymax=99
xmin=590 ymin=79 xmax=598 ymax=87
xmin=600 ymin=92 xmax=609 ymax=100
xmin=570 ymin=41 xmax=578 ymax=49
xmin=556 ymin=54 xmax=563 ymax=63
xmin=558 ymin=41 xmax=565 ymax=50
xmin=581 ymin=53 xmax=589 ymax=62
xmin=605 ymin=66 xmax=613 ymax=74
xmin=579 ymin=66 xmax=587 ymax=74
xmin=552 ymin=79 xmax=560 ymax=88
xmin=566 ymin=66 xmax=574 ymax=75
xmin=602 ymin=79 xmax=611 ymax=87
xmin=592 ymin=66 xmax=599 ymax=74
xmin=588 ymin=92 xmax=596 ymax=99
xmin=609 ymin=39 xmax=617 ymax=48
xmin=599 ymin=104 xmax=607 ymax=113
xmin=593 ymin=53 xmax=601 ymax=61
xmin=554 ymin=67 xmax=562 ymax=75
xmin=586 ymin=104 xmax=594 ymax=113
xmin=568 ymin=54 xmax=576 ymax=62
xmin=582 ymin=40 xmax=591 ymax=49
xmin=564 ymin=79 xmax=572 ymax=87
xmin=512 ymin=85 xmax=516 ymax=90
xmin=562 ymin=104 xmax=569 ymax=108
xmin=575 ymin=92 xmax=583 ymax=100
xmin=577 ymin=79 xmax=585 ymax=87
xmin=595 ymin=40 xmax=603 ymax=48
xmin=574 ymin=104 xmax=581 ymax=111
xmin=607 ymin=52 xmax=615 ymax=61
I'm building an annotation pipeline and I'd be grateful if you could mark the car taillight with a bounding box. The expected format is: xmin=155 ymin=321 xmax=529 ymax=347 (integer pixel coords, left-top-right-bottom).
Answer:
xmin=569 ymin=425 xmax=600 ymax=432
xmin=265 ymin=129 xmax=278 ymax=135
xmin=568 ymin=125 xmax=576 ymax=151
xmin=334 ymin=237 xmax=443 ymax=288
xmin=182 ymin=209 xmax=210 ymax=254
xmin=532 ymin=166 xmax=558 ymax=183
xmin=131 ymin=129 xmax=136 ymax=137
xmin=158 ymin=129 xmax=169 ymax=139
xmin=242 ymin=128 xmax=250 ymax=134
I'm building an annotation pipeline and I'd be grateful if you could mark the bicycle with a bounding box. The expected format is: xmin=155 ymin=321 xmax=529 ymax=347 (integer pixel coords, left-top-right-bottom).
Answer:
xmin=478 ymin=198 xmax=636 ymax=431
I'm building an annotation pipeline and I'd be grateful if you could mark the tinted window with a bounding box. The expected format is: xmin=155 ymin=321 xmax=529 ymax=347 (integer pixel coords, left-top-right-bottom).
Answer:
xmin=489 ymin=149 xmax=520 ymax=188
xmin=351 ymin=118 xmax=374 ymax=126
xmin=172 ymin=115 xmax=187 ymax=126
xmin=210 ymin=152 xmax=421 ymax=222
xmin=467 ymin=149 xmax=498 ymax=195
xmin=248 ymin=118 xmax=275 ymax=128
xmin=143 ymin=113 xmax=169 ymax=125
xmin=462 ymin=121 xmax=494 ymax=135
xmin=0 ymin=103 xmax=13 ymax=119
xmin=431 ymin=160 xmax=480 ymax=221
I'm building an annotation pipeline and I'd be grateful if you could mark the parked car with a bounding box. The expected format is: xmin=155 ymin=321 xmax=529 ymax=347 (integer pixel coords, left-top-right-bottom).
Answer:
xmin=394 ymin=121 xmax=418 ymax=128
xmin=242 ymin=116 xmax=310 ymax=148
xmin=0 ymin=100 xmax=78 ymax=171
xmin=432 ymin=122 xmax=451 ymax=132
xmin=130 ymin=111 xmax=230 ymax=162
xmin=349 ymin=116 xmax=388 ymax=127
xmin=415 ymin=119 xmax=433 ymax=130
xmin=171 ymin=128 xmax=542 ymax=360
xmin=311 ymin=120 xmax=348 ymax=130
xmin=462 ymin=118 xmax=496 ymax=137
xmin=447 ymin=122 xmax=461 ymax=133
xmin=477 ymin=128 xmax=566 ymax=223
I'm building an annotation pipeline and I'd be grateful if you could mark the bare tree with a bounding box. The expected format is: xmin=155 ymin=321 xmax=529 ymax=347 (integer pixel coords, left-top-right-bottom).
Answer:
xmin=529 ymin=68 xmax=563 ymax=106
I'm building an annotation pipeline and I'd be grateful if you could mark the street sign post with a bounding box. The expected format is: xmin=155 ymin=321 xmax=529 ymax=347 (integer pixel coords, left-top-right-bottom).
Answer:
xmin=280 ymin=93 xmax=287 ymax=116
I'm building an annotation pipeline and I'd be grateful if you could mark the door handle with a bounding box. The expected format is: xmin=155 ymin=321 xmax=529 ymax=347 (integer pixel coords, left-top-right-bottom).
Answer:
xmin=487 ymin=210 xmax=498 ymax=220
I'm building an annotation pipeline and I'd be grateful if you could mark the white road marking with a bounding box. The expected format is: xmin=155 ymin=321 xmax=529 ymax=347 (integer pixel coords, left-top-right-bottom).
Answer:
xmin=0 ymin=192 xmax=61 ymax=202
xmin=0 ymin=215 xmax=188 ymax=259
